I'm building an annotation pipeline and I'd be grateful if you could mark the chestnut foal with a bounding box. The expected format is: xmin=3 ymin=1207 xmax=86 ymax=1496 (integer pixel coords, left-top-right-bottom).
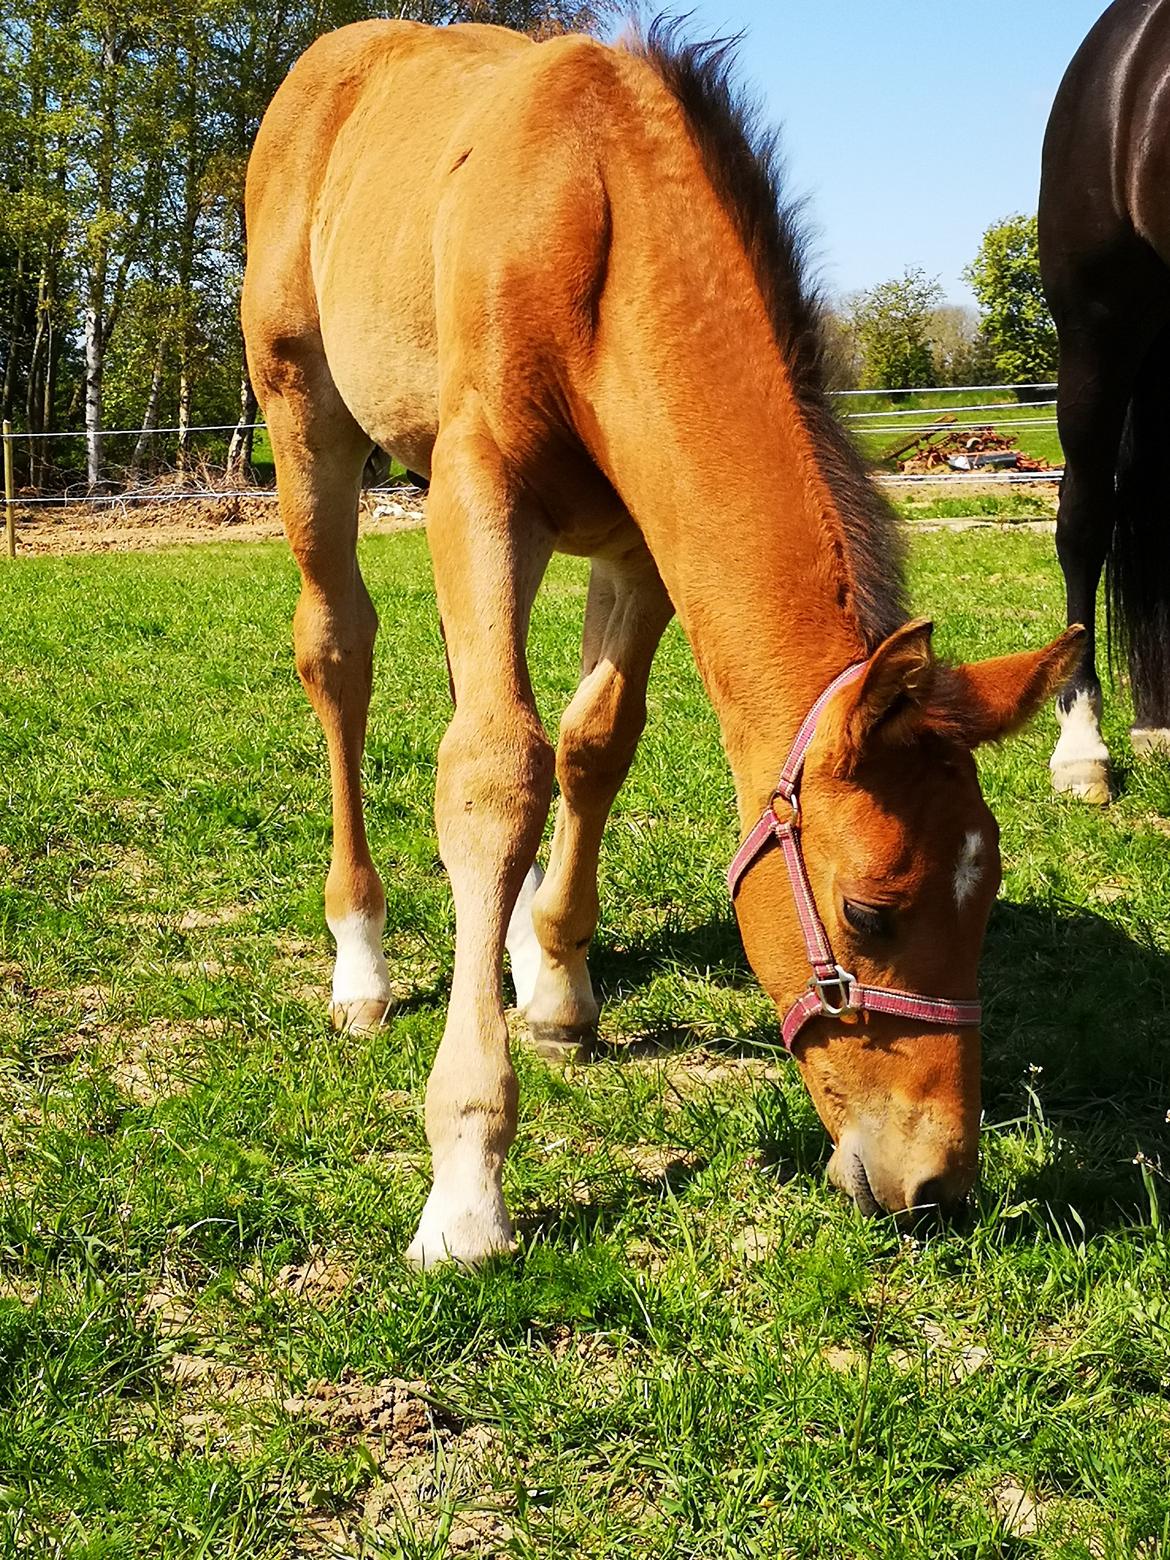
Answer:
xmin=243 ymin=20 xmax=1081 ymax=1265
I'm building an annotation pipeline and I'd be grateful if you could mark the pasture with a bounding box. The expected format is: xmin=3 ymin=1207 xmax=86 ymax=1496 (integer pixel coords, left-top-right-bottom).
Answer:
xmin=1 ymin=527 xmax=1168 ymax=1557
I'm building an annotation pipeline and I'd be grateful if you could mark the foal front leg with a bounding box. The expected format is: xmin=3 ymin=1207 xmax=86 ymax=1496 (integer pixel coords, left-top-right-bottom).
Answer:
xmin=406 ymin=420 xmax=554 ymax=1267
xmin=520 ymin=552 xmax=672 ymax=1061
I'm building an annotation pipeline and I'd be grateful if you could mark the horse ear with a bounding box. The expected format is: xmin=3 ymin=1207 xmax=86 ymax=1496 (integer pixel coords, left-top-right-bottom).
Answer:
xmin=833 ymin=619 xmax=937 ymax=770
xmin=932 ymin=626 xmax=1086 ymax=749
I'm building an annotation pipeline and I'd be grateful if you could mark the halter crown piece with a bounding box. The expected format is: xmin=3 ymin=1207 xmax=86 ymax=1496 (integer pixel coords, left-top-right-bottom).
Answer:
xmin=726 ymin=660 xmax=983 ymax=1052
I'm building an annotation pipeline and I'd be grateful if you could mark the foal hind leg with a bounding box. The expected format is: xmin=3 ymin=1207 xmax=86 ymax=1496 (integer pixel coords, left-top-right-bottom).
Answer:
xmin=262 ymin=361 xmax=393 ymax=1028
xmin=1050 ymin=325 xmax=1134 ymax=803
xmin=407 ymin=414 xmax=554 ymax=1267
xmin=518 ymin=550 xmax=673 ymax=1062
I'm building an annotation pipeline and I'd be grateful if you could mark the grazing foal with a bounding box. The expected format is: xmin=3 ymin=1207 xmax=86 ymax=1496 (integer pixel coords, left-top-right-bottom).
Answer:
xmin=244 ymin=21 xmax=1080 ymax=1265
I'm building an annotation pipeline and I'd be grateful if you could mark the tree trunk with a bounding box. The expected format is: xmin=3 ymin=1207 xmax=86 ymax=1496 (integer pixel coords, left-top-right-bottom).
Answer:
xmin=25 ymin=265 xmax=49 ymax=489
xmin=1 ymin=249 xmax=26 ymax=428
xmin=176 ymin=359 xmax=191 ymax=481
xmin=130 ymin=350 xmax=163 ymax=475
xmin=41 ymin=312 xmax=56 ymax=491
xmin=226 ymin=364 xmax=258 ymax=481
xmin=84 ymin=301 xmax=104 ymax=488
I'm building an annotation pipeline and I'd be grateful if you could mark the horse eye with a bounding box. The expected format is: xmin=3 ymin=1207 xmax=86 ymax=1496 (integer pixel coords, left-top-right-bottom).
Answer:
xmin=842 ymin=899 xmax=893 ymax=938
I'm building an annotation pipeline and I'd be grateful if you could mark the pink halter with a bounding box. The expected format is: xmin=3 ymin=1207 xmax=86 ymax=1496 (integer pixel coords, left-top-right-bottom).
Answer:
xmin=727 ymin=660 xmax=983 ymax=1051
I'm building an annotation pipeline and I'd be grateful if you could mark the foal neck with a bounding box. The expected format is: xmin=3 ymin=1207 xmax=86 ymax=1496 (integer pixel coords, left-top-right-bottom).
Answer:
xmin=587 ymin=339 xmax=886 ymax=824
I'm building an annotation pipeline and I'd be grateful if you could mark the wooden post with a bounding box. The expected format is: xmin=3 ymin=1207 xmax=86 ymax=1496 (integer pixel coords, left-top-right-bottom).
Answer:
xmin=2 ymin=421 xmax=14 ymax=559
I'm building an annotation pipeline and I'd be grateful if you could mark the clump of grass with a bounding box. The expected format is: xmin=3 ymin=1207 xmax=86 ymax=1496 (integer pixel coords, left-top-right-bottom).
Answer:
xmin=893 ymin=488 xmax=1058 ymax=523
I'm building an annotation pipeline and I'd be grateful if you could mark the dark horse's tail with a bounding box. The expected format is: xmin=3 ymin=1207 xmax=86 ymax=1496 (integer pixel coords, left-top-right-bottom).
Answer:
xmin=1107 ymin=323 xmax=1170 ymax=724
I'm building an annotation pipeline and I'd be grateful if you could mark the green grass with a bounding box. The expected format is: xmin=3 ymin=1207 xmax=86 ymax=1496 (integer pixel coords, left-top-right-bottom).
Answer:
xmin=893 ymin=488 xmax=1058 ymax=524
xmin=1 ymin=530 xmax=1168 ymax=1558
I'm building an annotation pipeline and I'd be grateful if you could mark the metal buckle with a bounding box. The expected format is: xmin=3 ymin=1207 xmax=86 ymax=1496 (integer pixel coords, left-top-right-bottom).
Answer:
xmin=771 ymin=790 xmax=799 ymax=826
xmin=811 ymin=966 xmax=856 ymax=1016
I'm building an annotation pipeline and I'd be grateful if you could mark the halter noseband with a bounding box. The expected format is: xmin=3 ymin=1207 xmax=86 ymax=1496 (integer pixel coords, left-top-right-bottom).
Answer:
xmin=726 ymin=660 xmax=983 ymax=1052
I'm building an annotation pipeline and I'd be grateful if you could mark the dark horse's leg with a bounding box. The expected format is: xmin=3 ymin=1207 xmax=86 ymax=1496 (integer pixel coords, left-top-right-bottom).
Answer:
xmin=1113 ymin=323 xmax=1170 ymax=754
xmin=1049 ymin=321 xmax=1137 ymax=802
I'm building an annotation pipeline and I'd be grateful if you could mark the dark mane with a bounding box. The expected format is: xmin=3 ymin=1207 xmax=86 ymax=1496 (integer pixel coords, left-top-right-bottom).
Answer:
xmin=631 ymin=17 xmax=908 ymax=648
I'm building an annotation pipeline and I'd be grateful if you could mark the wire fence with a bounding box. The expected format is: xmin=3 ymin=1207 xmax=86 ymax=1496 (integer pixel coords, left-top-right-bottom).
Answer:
xmin=827 ymin=381 xmax=1063 ymax=485
xmin=1 ymin=384 xmax=1066 ymax=526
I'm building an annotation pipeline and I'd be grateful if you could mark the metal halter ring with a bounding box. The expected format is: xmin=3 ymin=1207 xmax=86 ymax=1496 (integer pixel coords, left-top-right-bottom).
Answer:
xmin=811 ymin=967 xmax=857 ymax=1017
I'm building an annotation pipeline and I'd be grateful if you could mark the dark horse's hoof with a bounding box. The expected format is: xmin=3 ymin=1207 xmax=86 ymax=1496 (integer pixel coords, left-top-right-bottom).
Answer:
xmin=527 ymin=1021 xmax=595 ymax=1066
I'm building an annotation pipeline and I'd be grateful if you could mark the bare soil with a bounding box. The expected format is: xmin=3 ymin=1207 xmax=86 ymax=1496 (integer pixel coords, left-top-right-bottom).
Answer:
xmin=7 ymin=490 xmax=426 ymax=557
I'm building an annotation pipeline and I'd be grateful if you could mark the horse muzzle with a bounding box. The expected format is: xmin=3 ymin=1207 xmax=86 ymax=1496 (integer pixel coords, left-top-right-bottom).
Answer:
xmin=828 ymin=1126 xmax=977 ymax=1219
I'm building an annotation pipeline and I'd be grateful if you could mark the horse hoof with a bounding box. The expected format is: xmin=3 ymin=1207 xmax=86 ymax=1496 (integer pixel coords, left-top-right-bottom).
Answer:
xmin=526 ymin=1020 xmax=595 ymax=1066
xmin=1050 ymin=758 xmax=1111 ymax=804
xmin=1130 ymin=727 xmax=1170 ymax=758
xmin=405 ymin=1229 xmax=514 ymax=1266
xmin=405 ymin=1193 xmax=516 ymax=1270
xmin=330 ymin=997 xmax=392 ymax=1033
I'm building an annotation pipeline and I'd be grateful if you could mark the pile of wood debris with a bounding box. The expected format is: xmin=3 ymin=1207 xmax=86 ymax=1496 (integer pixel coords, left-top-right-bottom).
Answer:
xmin=883 ymin=418 xmax=1055 ymax=475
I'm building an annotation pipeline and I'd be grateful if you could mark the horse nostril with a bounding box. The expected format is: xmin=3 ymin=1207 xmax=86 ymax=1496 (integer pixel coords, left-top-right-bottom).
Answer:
xmin=906 ymin=1176 xmax=953 ymax=1215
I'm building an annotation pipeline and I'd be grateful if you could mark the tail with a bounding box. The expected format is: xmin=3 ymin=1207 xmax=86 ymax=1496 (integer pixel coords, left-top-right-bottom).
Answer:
xmin=1106 ymin=323 xmax=1170 ymax=723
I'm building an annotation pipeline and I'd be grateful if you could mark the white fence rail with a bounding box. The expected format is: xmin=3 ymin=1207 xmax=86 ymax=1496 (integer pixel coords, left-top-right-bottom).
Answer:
xmin=1 ymin=386 xmax=1066 ymax=520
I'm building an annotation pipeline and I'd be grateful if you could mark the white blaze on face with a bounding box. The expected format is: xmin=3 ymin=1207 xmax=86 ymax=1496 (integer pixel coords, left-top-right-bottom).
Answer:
xmin=953 ymin=830 xmax=985 ymax=910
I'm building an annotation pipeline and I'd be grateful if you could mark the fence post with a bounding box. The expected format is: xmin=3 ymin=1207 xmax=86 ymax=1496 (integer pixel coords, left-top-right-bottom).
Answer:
xmin=3 ymin=421 xmax=14 ymax=559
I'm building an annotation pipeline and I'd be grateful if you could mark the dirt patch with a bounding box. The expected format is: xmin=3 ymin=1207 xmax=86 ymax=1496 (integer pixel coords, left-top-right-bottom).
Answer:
xmin=9 ymin=490 xmax=426 ymax=557
xmin=619 ymin=1143 xmax=701 ymax=1180
xmin=155 ymin=1349 xmax=276 ymax=1457
xmin=625 ymin=1047 xmax=786 ymax=1095
xmin=287 ymin=1375 xmax=511 ymax=1557
xmin=177 ymin=905 xmax=253 ymax=931
xmin=0 ymin=1273 xmax=43 ymax=1306
xmin=103 ymin=1019 xmax=212 ymax=1103
xmin=164 ymin=1350 xmax=274 ymax=1404
xmin=273 ymin=1252 xmax=353 ymax=1306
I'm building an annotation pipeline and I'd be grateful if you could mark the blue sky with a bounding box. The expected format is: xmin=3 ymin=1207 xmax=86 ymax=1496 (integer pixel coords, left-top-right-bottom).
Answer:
xmin=616 ymin=2 xmax=1111 ymax=305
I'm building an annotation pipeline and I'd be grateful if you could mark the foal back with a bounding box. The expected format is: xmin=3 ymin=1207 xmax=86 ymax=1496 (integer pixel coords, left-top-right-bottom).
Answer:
xmin=245 ymin=18 xmax=628 ymax=542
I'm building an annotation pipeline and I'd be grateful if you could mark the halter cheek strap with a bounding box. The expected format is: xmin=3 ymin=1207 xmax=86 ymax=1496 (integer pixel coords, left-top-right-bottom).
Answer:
xmin=727 ymin=660 xmax=982 ymax=1052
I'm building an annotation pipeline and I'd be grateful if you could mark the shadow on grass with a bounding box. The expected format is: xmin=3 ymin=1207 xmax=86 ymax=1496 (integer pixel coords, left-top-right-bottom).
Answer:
xmin=978 ymin=898 xmax=1169 ymax=1233
xmin=982 ymin=898 xmax=1170 ymax=1111
xmin=591 ymin=895 xmax=1168 ymax=1098
xmin=589 ymin=895 xmax=1169 ymax=1229
xmin=592 ymin=910 xmax=748 ymax=990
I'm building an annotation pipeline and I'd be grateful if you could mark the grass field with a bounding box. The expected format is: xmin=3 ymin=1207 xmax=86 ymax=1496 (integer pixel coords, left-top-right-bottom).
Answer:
xmin=1 ymin=528 xmax=1168 ymax=1558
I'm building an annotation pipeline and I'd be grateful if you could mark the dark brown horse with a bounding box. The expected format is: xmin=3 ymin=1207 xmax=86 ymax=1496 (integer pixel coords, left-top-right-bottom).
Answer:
xmin=1041 ymin=0 xmax=1170 ymax=801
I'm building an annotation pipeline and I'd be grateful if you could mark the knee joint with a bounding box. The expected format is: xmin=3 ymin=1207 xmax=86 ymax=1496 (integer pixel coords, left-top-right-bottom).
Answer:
xmin=557 ymin=691 xmax=645 ymax=795
xmin=293 ymin=592 xmax=376 ymax=690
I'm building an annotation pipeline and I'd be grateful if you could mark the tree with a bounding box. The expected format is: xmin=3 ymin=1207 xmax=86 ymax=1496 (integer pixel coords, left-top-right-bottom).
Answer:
xmin=963 ymin=214 xmax=1057 ymax=387
xmin=819 ymin=306 xmax=861 ymax=391
xmin=928 ymin=304 xmax=995 ymax=388
xmin=850 ymin=268 xmax=943 ymax=391
xmin=0 ymin=0 xmax=619 ymax=491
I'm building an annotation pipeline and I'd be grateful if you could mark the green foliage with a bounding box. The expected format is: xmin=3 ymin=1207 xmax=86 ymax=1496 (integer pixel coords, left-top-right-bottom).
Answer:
xmin=0 ymin=0 xmax=616 ymax=483
xmin=927 ymin=303 xmax=996 ymax=388
xmin=850 ymin=268 xmax=944 ymax=391
xmin=964 ymin=214 xmax=1058 ymax=386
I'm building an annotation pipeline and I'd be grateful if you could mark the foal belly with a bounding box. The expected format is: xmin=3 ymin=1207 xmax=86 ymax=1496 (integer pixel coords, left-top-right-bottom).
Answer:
xmin=316 ymin=252 xmax=443 ymax=474
xmin=325 ymin=328 xmax=440 ymax=478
